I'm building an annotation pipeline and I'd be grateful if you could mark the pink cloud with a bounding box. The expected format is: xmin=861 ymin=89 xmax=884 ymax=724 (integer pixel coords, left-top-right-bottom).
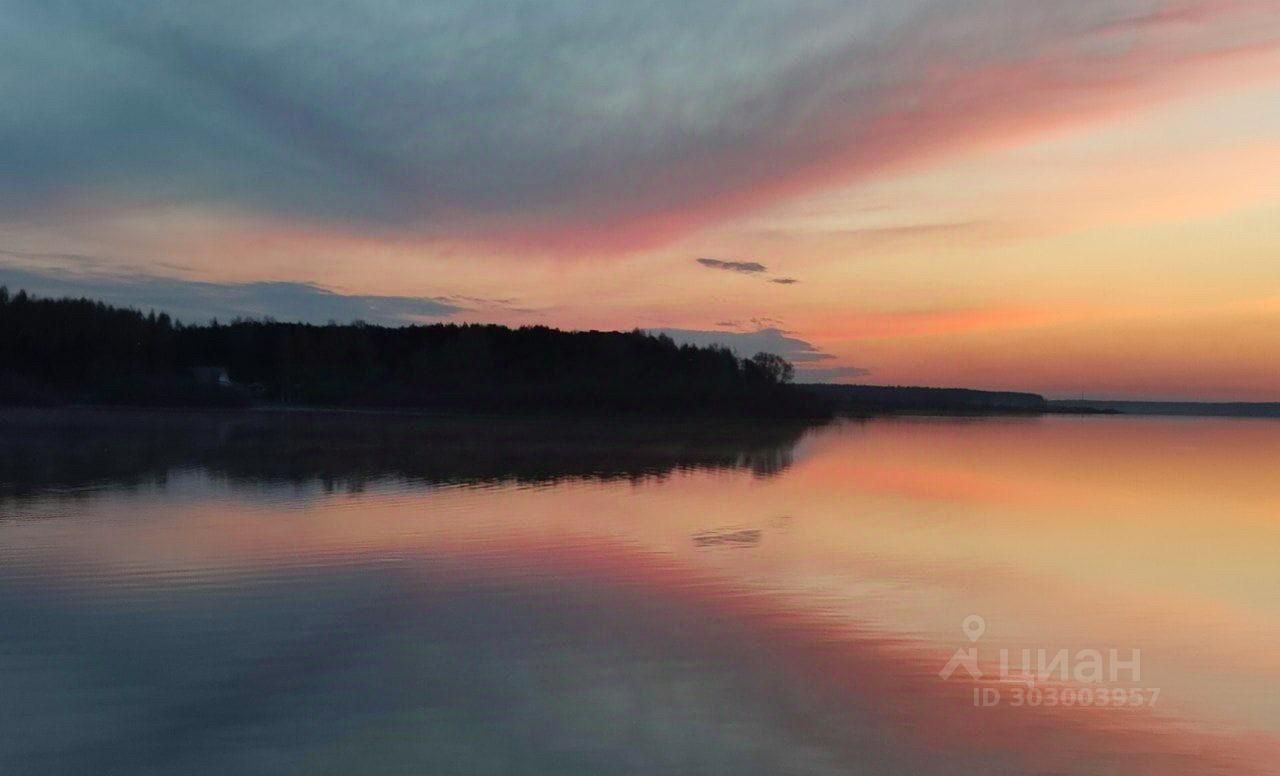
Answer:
xmin=483 ymin=1 xmax=1280 ymax=254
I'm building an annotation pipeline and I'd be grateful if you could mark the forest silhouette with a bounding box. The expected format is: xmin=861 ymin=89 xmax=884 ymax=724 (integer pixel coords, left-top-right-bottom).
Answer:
xmin=0 ymin=287 xmax=821 ymax=416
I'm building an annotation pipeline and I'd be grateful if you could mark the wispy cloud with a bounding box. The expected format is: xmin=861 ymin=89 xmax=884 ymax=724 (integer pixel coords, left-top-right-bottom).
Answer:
xmin=657 ymin=325 xmax=869 ymax=381
xmin=696 ymin=258 xmax=767 ymax=274
xmin=811 ymin=305 xmax=1091 ymax=340
xmin=695 ymin=258 xmax=799 ymax=285
xmin=2 ymin=1 xmax=1274 ymax=251
xmin=794 ymin=365 xmax=871 ymax=383
xmin=654 ymin=326 xmax=833 ymax=363
xmin=717 ymin=317 xmax=784 ymax=330
xmin=0 ymin=265 xmax=463 ymax=325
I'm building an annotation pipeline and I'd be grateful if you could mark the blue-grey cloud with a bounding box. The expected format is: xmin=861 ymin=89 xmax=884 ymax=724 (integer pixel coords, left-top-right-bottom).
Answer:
xmin=2 ymin=1 xmax=1270 ymax=248
xmin=654 ymin=327 xmax=834 ymax=364
xmin=793 ymin=365 xmax=872 ymax=383
xmin=696 ymin=258 xmax=768 ymax=274
xmin=697 ymin=258 xmax=800 ymax=284
xmin=0 ymin=265 xmax=462 ymax=325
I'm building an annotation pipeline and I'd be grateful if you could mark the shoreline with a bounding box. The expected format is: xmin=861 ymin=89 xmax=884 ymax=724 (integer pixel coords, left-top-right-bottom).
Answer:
xmin=3 ymin=397 xmax=1276 ymax=422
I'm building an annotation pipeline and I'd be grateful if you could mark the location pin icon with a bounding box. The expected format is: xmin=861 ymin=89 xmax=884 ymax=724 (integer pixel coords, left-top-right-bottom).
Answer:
xmin=962 ymin=614 xmax=986 ymax=643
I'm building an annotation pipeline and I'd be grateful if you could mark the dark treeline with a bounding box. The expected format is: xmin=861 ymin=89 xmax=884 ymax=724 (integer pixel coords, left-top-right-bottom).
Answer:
xmin=0 ymin=287 xmax=822 ymax=416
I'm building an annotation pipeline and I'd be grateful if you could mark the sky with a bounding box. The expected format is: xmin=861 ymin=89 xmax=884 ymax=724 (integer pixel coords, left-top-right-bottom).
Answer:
xmin=2 ymin=0 xmax=1279 ymax=400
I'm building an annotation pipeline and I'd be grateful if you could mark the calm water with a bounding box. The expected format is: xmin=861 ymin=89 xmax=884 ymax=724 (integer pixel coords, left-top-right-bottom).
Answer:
xmin=1 ymin=409 xmax=1278 ymax=775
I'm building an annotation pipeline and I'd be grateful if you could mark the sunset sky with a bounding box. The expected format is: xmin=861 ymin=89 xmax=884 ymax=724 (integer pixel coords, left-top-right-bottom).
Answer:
xmin=2 ymin=0 xmax=1279 ymax=400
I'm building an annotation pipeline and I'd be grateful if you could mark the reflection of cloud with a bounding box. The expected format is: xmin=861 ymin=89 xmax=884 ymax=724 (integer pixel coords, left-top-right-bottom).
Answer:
xmin=655 ymin=327 xmax=833 ymax=363
xmin=794 ymin=365 xmax=872 ymax=383
xmin=692 ymin=528 xmax=762 ymax=548
xmin=16 ymin=525 xmax=1264 ymax=775
xmin=0 ymin=265 xmax=462 ymax=325
xmin=696 ymin=258 xmax=767 ymax=274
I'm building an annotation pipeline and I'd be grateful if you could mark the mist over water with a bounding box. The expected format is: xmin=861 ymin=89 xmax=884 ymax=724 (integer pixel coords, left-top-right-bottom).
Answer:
xmin=1 ymin=410 xmax=1278 ymax=775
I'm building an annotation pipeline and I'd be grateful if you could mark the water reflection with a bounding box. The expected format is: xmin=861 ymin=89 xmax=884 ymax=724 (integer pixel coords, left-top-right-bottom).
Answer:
xmin=0 ymin=408 xmax=811 ymax=504
xmin=1 ymin=411 xmax=1278 ymax=775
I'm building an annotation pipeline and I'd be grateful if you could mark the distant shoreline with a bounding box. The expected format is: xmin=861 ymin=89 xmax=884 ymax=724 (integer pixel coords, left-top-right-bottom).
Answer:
xmin=1048 ymin=399 xmax=1280 ymax=419
xmin=804 ymin=384 xmax=1280 ymax=419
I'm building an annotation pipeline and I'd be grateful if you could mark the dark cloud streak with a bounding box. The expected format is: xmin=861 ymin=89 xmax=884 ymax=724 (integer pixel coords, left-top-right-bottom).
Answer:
xmin=696 ymin=258 xmax=800 ymax=285
xmin=696 ymin=258 xmax=768 ymax=274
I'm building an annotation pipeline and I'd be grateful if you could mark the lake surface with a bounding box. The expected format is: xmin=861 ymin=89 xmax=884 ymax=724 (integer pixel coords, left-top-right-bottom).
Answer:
xmin=1 ymin=409 xmax=1277 ymax=775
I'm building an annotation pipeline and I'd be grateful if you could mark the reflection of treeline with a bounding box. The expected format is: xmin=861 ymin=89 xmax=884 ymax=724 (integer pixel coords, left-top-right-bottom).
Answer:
xmin=803 ymin=383 xmax=1048 ymax=414
xmin=0 ymin=408 xmax=816 ymax=503
xmin=0 ymin=287 xmax=820 ymax=416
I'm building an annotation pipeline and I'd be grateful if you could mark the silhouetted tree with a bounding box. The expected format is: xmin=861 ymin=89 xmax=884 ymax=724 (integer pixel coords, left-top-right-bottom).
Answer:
xmin=750 ymin=352 xmax=794 ymax=384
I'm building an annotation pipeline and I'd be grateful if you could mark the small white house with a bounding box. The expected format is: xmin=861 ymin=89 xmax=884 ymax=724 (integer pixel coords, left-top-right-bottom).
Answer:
xmin=189 ymin=366 xmax=232 ymax=387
